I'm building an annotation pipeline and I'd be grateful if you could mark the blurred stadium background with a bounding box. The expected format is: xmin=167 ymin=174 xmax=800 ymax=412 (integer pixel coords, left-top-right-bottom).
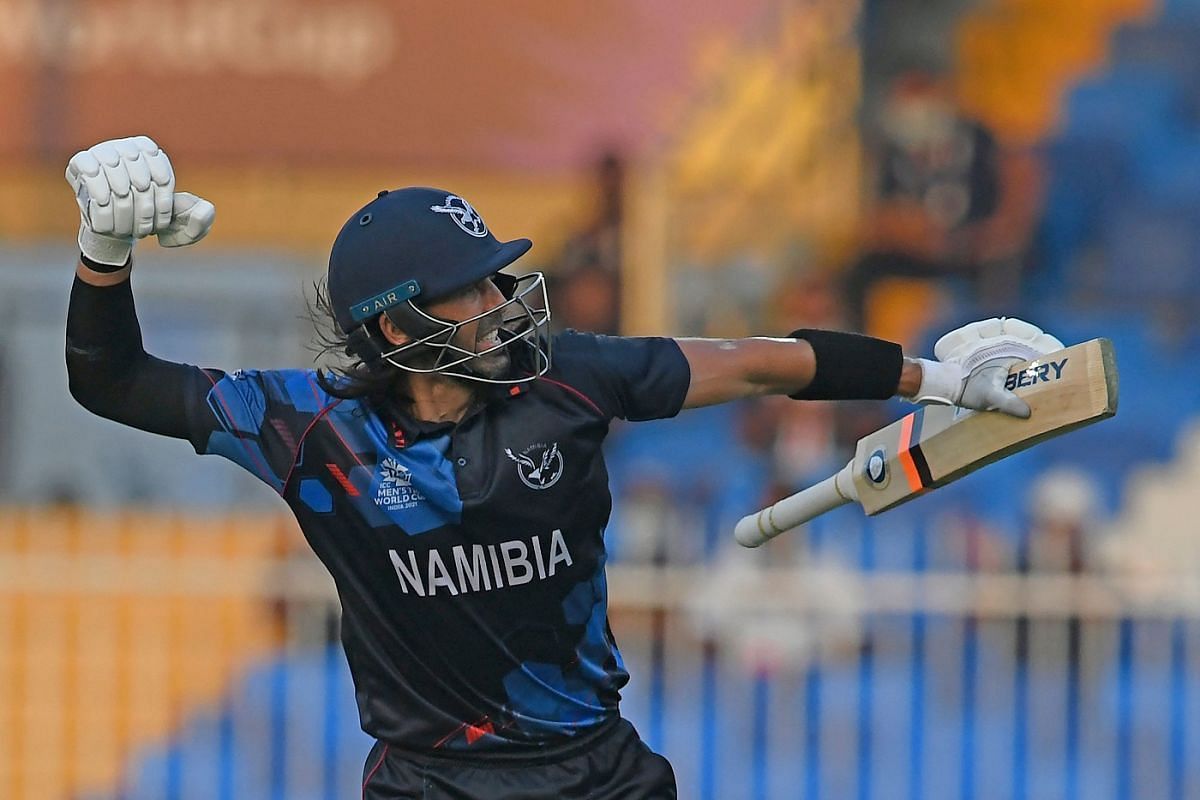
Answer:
xmin=2 ymin=0 xmax=1200 ymax=797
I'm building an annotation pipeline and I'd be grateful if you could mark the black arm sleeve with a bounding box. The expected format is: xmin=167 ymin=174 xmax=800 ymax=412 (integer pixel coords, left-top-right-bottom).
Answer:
xmin=65 ymin=274 xmax=222 ymax=445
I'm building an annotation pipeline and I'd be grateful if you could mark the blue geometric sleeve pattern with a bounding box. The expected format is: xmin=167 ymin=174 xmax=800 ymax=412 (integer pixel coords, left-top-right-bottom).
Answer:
xmin=549 ymin=331 xmax=692 ymax=422
xmin=198 ymin=369 xmax=334 ymax=493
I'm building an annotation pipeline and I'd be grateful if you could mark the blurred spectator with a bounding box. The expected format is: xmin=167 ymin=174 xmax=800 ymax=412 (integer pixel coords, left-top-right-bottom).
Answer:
xmin=560 ymin=151 xmax=624 ymax=272
xmin=1023 ymin=466 xmax=1102 ymax=573
xmin=1015 ymin=468 xmax=1109 ymax=680
xmin=609 ymin=469 xmax=708 ymax=565
xmin=842 ymin=68 xmax=1041 ymax=331
xmin=942 ymin=510 xmax=1012 ymax=573
xmin=686 ymin=546 xmax=865 ymax=675
xmin=551 ymin=152 xmax=625 ymax=334
xmin=765 ymin=267 xmax=846 ymax=332
xmin=553 ymin=262 xmax=621 ymax=334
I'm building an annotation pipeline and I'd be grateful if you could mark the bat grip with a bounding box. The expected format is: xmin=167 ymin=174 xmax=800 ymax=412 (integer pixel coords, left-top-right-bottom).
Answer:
xmin=734 ymin=461 xmax=858 ymax=548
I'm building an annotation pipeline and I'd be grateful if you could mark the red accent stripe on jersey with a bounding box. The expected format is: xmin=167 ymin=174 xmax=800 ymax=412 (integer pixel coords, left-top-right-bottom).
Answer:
xmin=361 ymin=743 xmax=389 ymax=796
xmin=465 ymin=720 xmax=495 ymax=745
xmin=307 ymin=377 xmax=327 ymax=411
xmin=278 ymin=375 xmax=350 ymax=492
xmin=326 ymin=463 xmax=360 ymax=496
xmin=280 ymin=401 xmax=340 ymax=493
xmin=270 ymin=418 xmax=298 ymax=453
xmin=302 ymin=374 xmax=370 ymax=469
xmin=537 ymin=376 xmax=605 ymax=417
xmin=432 ymin=722 xmax=467 ymax=750
xmin=432 ymin=716 xmax=495 ymax=749
xmin=324 ymin=415 xmax=369 ymax=466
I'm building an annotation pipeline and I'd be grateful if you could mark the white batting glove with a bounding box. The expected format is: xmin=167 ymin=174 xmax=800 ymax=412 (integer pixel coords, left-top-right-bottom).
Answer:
xmin=912 ymin=317 xmax=1064 ymax=418
xmin=66 ymin=136 xmax=215 ymax=267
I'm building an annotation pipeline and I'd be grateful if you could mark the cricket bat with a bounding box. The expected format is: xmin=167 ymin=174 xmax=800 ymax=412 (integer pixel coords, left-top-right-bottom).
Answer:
xmin=734 ymin=338 xmax=1118 ymax=548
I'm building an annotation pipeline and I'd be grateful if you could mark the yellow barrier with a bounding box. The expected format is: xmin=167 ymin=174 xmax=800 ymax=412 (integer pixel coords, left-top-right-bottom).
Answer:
xmin=956 ymin=0 xmax=1157 ymax=143
xmin=0 ymin=507 xmax=295 ymax=800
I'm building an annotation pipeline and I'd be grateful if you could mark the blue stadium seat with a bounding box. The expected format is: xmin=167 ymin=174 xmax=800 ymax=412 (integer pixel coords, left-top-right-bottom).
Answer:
xmin=1160 ymin=0 xmax=1200 ymax=21
xmin=1063 ymin=69 xmax=1185 ymax=145
xmin=606 ymin=403 xmax=745 ymax=484
xmin=1111 ymin=21 xmax=1200 ymax=79
xmin=1133 ymin=139 xmax=1200 ymax=205
xmin=1095 ymin=199 xmax=1200 ymax=302
xmin=1034 ymin=136 xmax=1135 ymax=292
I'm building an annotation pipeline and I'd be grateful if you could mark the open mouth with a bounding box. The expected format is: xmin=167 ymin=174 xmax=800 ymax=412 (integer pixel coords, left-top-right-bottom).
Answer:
xmin=477 ymin=328 xmax=503 ymax=350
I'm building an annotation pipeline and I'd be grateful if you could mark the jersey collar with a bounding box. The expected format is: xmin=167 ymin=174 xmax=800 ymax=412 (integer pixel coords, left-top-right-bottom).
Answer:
xmin=384 ymin=382 xmax=529 ymax=448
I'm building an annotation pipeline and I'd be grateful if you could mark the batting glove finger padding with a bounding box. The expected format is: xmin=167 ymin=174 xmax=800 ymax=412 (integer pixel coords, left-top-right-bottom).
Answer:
xmin=934 ymin=317 xmax=1064 ymax=371
xmin=146 ymin=148 xmax=176 ymax=229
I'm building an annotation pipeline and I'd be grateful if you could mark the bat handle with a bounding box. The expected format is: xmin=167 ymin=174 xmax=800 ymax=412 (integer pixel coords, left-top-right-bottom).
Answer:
xmin=734 ymin=461 xmax=858 ymax=548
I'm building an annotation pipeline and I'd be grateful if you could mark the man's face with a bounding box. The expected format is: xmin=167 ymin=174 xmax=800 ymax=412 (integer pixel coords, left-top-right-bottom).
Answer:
xmin=422 ymin=276 xmax=511 ymax=378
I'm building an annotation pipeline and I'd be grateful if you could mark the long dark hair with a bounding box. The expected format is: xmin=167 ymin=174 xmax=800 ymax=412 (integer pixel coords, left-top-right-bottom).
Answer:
xmin=306 ymin=278 xmax=412 ymax=407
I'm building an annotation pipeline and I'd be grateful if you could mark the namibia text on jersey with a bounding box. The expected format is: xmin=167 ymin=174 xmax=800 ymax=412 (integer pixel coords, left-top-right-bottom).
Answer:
xmin=389 ymin=530 xmax=573 ymax=597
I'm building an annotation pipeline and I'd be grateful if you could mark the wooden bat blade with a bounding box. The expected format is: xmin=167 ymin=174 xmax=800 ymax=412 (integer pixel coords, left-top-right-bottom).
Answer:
xmin=851 ymin=338 xmax=1118 ymax=516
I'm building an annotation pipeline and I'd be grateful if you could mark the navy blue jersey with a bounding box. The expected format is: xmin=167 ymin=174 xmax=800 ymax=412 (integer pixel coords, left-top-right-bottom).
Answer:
xmin=183 ymin=331 xmax=690 ymax=751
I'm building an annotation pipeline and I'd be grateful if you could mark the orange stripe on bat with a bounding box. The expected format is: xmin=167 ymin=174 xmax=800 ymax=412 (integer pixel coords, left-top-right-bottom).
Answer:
xmin=896 ymin=413 xmax=924 ymax=492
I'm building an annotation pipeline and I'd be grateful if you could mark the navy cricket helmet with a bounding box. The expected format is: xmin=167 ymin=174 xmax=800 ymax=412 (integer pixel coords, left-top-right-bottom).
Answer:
xmin=326 ymin=187 xmax=551 ymax=384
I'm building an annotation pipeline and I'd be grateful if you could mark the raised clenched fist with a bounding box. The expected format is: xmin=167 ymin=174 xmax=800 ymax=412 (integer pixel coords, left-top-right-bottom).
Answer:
xmin=66 ymin=136 xmax=215 ymax=266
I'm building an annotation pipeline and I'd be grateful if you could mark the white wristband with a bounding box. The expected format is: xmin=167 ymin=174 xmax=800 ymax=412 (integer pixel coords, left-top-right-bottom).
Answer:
xmin=911 ymin=357 xmax=965 ymax=406
xmin=78 ymin=223 xmax=133 ymax=267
